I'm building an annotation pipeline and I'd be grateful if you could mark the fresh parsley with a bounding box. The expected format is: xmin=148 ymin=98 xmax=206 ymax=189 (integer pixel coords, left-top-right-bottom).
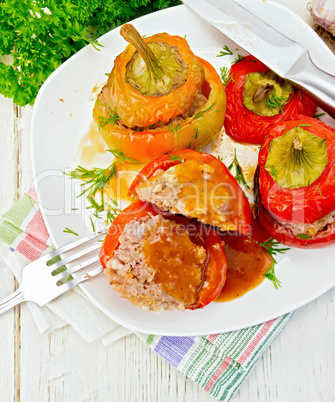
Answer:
xmin=0 ymin=0 xmax=181 ymax=106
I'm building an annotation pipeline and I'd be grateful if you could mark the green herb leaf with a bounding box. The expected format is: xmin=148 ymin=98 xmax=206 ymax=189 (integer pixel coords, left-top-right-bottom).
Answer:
xmin=63 ymin=227 xmax=79 ymax=236
xmin=232 ymin=54 xmax=244 ymax=64
xmin=217 ymin=45 xmax=233 ymax=57
xmin=193 ymin=102 xmax=216 ymax=119
xmin=169 ymin=154 xmax=182 ymax=163
xmin=259 ymin=239 xmax=290 ymax=289
xmin=228 ymin=149 xmax=251 ymax=190
xmin=295 ymin=233 xmax=312 ymax=239
xmin=0 ymin=0 xmax=181 ymax=106
xmin=220 ymin=66 xmax=229 ymax=86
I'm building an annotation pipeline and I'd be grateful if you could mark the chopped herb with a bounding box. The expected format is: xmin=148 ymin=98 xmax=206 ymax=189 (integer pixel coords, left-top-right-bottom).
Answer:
xmin=106 ymin=204 xmax=122 ymax=224
xmin=104 ymin=73 xmax=110 ymax=77
xmin=220 ymin=66 xmax=229 ymax=86
xmin=232 ymin=54 xmax=244 ymax=64
xmin=265 ymin=96 xmax=287 ymax=115
xmin=299 ymin=124 xmax=311 ymax=127
xmin=271 ymin=165 xmax=277 ymax=180
xmin=130 ymin=191 xmax=138 ymax=200
xmin=226 ymin=73 xmax=236 ymax=86
xmin=259 ymin=239 xmax=290 ymax=289
xmin=171 ymin=124 xmax=181 ymax=138
xmin=314 ymin=113 xmax=326 ymax=119
xmin=63 ymin=227 xmax=79 ymax=236
xmin=169 ymin=154 xmax=182 ymax=163
xmin=184 ymin=34 xmax=187 ymax=39
xmin=217 ymin=155 xmax=223 ymax=162
xmin=193 ymin=102 xmax=216 ymax=119
xmin=66 ymin=149 xmax=135 ymax=200
xmin=296 ymin=233 xmax=312 ymax=239
xmin=227 ymin=149 xmax=250 ymax=190
xmin=98 ymin=104 xmax=120 ymax=129
xmin=89 ymin=216 xmax=95 ymax=232
xmin=108 ymin=149 xmax=138 ymax=164
xmin=319 ymin=187 xmax=323 ymax=196
xmin=193 ymin=126 xmax=199 ymax=139
xmin=217 ymin=45 xmax=233 ymax=57
xmin=131 ymin=127 xmax=142 ymax=135
xmin=71 ymin=208 xmax=78 ymax=211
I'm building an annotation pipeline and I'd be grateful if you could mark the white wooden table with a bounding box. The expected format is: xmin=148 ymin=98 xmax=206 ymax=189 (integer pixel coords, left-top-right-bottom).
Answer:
xmin=1 ymin=1 xmax=335 ymax=400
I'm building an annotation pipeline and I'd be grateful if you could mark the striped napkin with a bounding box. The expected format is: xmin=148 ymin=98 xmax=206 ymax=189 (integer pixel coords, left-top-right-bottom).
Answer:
xmin=0 ymin=189 xmax=293 ymax=401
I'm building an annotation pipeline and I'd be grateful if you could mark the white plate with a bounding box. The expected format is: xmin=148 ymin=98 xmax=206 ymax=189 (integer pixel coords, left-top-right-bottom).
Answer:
xmin=31 ymin=4 xmax=335 ymax=335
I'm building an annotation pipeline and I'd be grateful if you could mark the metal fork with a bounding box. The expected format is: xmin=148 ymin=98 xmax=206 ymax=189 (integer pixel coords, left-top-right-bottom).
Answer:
xmin=0 ymin=232 xmax=105 ymax=315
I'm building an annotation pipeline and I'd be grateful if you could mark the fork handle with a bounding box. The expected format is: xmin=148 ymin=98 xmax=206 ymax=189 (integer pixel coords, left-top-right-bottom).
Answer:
xmin=0 ymin=288 xmax=25 ymax=315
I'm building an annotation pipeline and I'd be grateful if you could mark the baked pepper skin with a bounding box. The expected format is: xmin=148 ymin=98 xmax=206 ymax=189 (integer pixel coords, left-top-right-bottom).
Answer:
xmin=224 ymin=55 xmax=317 ymax=145
xmin=99 ymin=200 xmax=228 ymax=309
xmin=255 ymin=115 xmax=335 ymax=248
xmin=129 ymin=149 xmax=251 ymax=235
xmin=93 ymin=57 xmax=226 ymax=163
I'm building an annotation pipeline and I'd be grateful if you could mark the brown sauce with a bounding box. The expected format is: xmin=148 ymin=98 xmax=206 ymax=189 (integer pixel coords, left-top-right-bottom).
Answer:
xmin=217 ymin=234 xmax=272 ymax=302
xmin=168 ymin=159 xmax=238 ymax=230
xmin=142 ymin=219 xmax=206 ymax=304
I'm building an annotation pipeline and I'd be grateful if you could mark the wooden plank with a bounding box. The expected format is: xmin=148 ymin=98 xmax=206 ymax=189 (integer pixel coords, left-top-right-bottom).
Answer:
xmin=0 ymin=92 xmax=18 ymax=401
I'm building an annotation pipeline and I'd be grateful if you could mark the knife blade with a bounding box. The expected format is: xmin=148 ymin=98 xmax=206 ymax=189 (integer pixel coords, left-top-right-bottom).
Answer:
xmin=233 ymin=0 xmax=335 ymax=77
xmin=182 ymin=0 xmax=335 ymax=118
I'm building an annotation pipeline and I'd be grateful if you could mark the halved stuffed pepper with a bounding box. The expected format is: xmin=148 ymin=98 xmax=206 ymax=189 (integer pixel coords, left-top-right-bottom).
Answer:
xmin=129 ymin=149 xmax=251 ymax=234
xmin=99 ymin=200 xmax=228 ymax=311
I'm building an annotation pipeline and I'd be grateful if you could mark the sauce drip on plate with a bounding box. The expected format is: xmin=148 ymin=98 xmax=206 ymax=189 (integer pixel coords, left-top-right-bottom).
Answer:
xmin=217 ymin=234 xmax=272 ymax=302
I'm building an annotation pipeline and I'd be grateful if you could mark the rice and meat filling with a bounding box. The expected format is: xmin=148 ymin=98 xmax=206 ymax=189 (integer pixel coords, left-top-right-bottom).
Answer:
xmin=136 ymin=159 xmax=239 ymax=231
xmin=105 ymin=214 xmax=207 ymax=311
xmin=276 ymin=209 xmax=335 ymax=237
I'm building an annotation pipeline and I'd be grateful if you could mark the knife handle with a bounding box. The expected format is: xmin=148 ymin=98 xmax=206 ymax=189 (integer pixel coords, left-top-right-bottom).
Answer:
xmin=287 ymin=53 xmax=335 ymax=119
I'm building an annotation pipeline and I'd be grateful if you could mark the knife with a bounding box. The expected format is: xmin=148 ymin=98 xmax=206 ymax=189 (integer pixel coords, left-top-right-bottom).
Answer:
xmin=182 ymin=0 xmax=335 ymax=119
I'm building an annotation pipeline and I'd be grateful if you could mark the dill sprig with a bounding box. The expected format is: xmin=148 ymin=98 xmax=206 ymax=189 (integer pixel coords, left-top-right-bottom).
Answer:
xmin=220 ymin=66 xmax=229 ymax=86
xmin=169 ymin=154 xmax=182 ymax=163
xmin=226 ymin=73 xmax=236 ymax=86
xmin=168 ymin=123 xmax=181 ymax=138
xmin=63 ymin=227 xmax=79 ymax=236
xmin=66 ymin=149 xmax=137 ymax=199
xmin=232 ymin=54 xmax=244 ymax=64
xmin=227 ymin=149 xmax=250 ymax=190
xmin=106 ymin=204 xmax=122 ymax=224
xmin=98 ymin=104 xmax=120 ymax=129
xmin=217 ymin=45 xmax=233 ymax=57
xmin=259 ymin=238 xmax=290 ymax=289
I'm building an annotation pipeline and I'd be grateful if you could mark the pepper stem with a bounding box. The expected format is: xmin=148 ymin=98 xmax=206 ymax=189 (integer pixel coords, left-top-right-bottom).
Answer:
xmin=120 ymin=24 xmax=164 ymax=80
xmin=253 ymin=82 xmax=274 ymax=102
